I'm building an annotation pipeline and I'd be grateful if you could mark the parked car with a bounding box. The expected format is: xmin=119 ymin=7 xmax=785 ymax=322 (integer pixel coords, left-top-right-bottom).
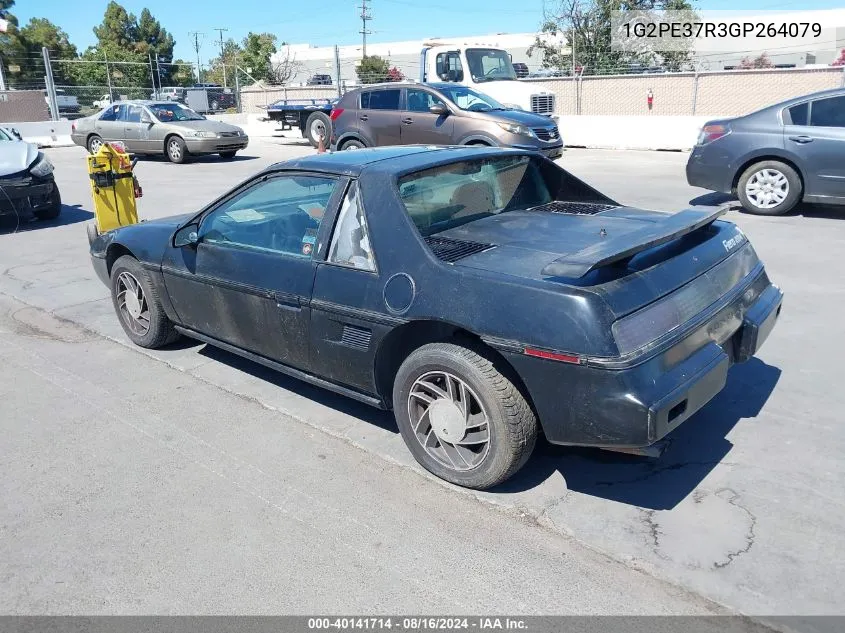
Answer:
xmin=330 ymin=82 xmax=563 ymax=158
xmin=0 ymin=126 xmax=61 ymax=222
xmin=512 ymin=62 xmax=529 ymax=79
xmin=687 ymin=88 xmax=845 ymax=215
xmin=44 ymin=89 xmax=80 ymax=116
xmin=93 ymin=94 xmax=117 ymax=109
xmin=190 ymin=84 xmax=236 ymax=111
xmin=150 ymin=87 xmax=186 ymax=103
xmin=89 ymin=146 xmax=782 ymax=489
xmin=307 ymin=74 xmax=333 ymax=86
xmin=70 ymin=101 xmax=248 ymax=163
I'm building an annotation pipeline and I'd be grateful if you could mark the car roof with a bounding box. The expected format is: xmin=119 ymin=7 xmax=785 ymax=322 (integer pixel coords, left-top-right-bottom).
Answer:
xmin=108 ymin=100 xmax=188 ymax=106
xmin=267 ymin=145 xmax=532 ymax=177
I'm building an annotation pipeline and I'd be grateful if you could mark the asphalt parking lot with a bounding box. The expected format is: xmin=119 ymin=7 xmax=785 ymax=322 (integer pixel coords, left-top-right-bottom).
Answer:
xmin=1 ymin=138 xmax=843 ymax=618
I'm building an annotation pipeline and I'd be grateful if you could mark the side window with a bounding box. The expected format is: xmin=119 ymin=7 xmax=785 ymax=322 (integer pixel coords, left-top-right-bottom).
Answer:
xmin=361 ymin=89 xmax=400 ymax=111
xmin=100 ymin=105 xmax=119 ymax=121
xmin=809 ymin=96 xmax=845 ymax=128
xmin=201 ymin=175 xmax=337 ymax=258
xmin=328 ymin=181 xmax=376 ymax=272
xmin=124 ymin=105 xmax=142 ymax=123
xmin=435 ymin=52 xmax=464 ymax=82
xmin=406 ymin=89 xmax=445 ymax=113
xmin=786 ymin=102 xmax=809 ymax=126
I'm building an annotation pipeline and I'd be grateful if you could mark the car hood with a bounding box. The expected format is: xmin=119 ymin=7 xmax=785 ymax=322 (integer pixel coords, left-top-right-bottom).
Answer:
xmin=0 ymin=141 xmax=39 ymax=176
xmin=474 ymin=108 xmax=558 ymax=128
xmin=166 ymin=119 xmax=244 ymax=134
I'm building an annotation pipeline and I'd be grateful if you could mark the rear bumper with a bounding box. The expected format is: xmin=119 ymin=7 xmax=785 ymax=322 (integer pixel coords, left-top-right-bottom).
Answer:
xmin=686 ymin=145 xmax=734 ymax=193
xmin=505 ymin=277 xmax=783 ymax=447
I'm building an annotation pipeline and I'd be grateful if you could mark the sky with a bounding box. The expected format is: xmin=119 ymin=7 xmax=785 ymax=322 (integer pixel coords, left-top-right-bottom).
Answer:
xmin=15 ymin=0 xmax=845 ymax=63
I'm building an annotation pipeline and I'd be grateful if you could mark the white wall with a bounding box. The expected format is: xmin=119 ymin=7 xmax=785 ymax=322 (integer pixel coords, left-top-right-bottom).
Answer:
xmin=558 ymin=115 xmax=713 ymax=151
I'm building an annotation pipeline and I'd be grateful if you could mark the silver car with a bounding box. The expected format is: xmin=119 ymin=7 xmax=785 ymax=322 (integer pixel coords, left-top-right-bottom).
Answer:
xmin=71 ymin=100 xmax=249 ymax=164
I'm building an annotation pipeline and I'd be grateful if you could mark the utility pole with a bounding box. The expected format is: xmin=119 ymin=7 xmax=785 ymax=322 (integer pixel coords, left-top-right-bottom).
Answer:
xmin=359 ymin=0 xmax=372 ymax=58
xmin=190 ymin=31 xmax=204 ymax=83
xmin=42 ymin=47 xmax=59 ymax=121
xmin=334 ymin=45 xmax=342 ymax=97
xmin=214 ymin=28 xmax=229 ymax=87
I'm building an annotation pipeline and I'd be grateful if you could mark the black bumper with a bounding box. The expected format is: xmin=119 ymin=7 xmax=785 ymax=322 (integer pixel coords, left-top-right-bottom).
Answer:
xmin=505 ymin=276 xmax=783 ymax=447
xmin=0 ymin=174 xmax=56 ymax=217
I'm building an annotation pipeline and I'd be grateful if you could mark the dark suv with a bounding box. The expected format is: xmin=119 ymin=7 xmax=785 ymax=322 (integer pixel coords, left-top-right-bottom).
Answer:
xmin=330 ymin=82 xmax=563 ymax=158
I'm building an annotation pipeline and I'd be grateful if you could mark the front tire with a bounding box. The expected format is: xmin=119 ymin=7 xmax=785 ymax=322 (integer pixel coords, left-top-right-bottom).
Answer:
xmin=393 ymin=343 xmax=537 ymax=490
xmin=110 ymin=255 xmax=180 ymax=349
xmin=166 ymin=136 xmax=187 ymax=164
xmin=737 ymin=160 xmax=802 ymax=216
xmin=340 ymin=139 xmax=365 ymax=151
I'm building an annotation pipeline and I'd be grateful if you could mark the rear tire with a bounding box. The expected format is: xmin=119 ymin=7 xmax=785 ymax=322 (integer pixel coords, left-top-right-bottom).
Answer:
xmin=166 ymin=136 xmax=187 ymax=164
xmin=305 ymin=111 xmax=332 ymax=148
xmin=393 ymin=342 xmax=537 ymax=490
xmin=340 ymin=139 xmax=365 ymax=151
xmin=110 ymin=255 xmax=180 ymax=349
xmin=34 ymin=186 xmax=61 ymax=221
xmin=87 ymin=134 xmax=103 ymax=154
xmin=737 ymin=160 xmax=802 ymax=216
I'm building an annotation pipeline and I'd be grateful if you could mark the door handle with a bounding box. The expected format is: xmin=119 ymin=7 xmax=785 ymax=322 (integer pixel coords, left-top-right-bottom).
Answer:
xmin=274 ymin=292 xmax=301 ymax=310
xmin=402 ymin=117 xmax=413 ymax=125
xmin=788 ymin=135 xmax=814 ymax=144
xmin=359 ymin=115 xmax=369 ymax=121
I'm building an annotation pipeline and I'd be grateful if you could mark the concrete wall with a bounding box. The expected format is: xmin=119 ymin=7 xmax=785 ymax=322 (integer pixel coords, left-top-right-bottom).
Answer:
xmin=5 ymin=120 xmax=73 ymax=148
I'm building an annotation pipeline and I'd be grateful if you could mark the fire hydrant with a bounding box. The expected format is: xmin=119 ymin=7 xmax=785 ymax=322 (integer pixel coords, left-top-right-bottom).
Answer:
xmin=647 ymin=88 xmax=654 ymax=111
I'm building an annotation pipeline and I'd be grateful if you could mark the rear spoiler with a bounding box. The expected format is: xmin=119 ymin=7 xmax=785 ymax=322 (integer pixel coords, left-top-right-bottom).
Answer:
xmin=541 ymin=207 xmax=727 ymax=278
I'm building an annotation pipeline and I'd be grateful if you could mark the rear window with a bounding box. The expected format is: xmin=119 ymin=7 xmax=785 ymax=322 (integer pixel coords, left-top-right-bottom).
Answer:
xmin=786 ymin=102 xmax=808 ymax=126
xmin=361 ymin=89 xmax=400 ymax=110
xmin=397 ymin=155 xmax=552 ymax=237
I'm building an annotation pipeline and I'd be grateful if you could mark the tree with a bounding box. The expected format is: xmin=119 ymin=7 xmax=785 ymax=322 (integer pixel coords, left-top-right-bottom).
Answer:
xmin=830 ymin=49 xmax=844 ymax=67
xmin=0 ymin=0 xmax=31 ymax=87
xmin=17 ymin=18 xmax=78 ymax=85
xmin=241 ymin=32 xmax=277 ymax=82
xmin=529 ymin=0 xmax=696 ymax=75
xmin=271 ymin=43 xmax=302 ymax=85
xmin=206 ymin=38 xmax=243 ymax=85
xmin=93 ymin=1 xmax=138 ymax=50
xmin=135 ymin=9 xmax=174 ymax=59
xmin=739 ymin=52 xmax=773 ymax=69
xmin=356 ymin=55 xmax=390 ymax=84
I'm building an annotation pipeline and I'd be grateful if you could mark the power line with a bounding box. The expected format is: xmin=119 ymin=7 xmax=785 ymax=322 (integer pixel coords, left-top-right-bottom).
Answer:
xmin=359 ymin=0 xmax=372 ymax=57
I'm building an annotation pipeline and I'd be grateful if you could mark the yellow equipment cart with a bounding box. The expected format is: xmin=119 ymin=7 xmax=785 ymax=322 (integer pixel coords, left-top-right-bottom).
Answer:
xmin=86 ymin=142 xmax=141 ymax=244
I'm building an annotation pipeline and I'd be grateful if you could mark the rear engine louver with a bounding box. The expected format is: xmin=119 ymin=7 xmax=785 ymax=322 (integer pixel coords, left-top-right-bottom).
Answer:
xmin=530 ymin=201 xmax=618 ymax=215
xmin=340 ymin=324 xmax=372 ymax=351
xmin=424 ymin=236 xmax=494 ymax=263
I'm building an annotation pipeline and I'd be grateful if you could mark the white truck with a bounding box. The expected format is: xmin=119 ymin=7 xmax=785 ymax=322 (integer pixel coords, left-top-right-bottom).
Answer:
xmin=419 ymin=42 xmax=556 ymax=117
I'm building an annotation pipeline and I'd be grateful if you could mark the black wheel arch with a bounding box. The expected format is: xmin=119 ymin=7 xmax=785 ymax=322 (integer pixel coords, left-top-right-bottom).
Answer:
xmin=373 ymin=319 xmax=536 ymax=415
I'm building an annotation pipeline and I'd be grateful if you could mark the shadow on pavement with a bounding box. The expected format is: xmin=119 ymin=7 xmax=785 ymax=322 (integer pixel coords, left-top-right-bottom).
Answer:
xmin=0 ymin=204 xmax=94 ymax=233
xmin=136 ymin=153 xmax=260 ymax=164
xmin=492 ymin=358 xmax=782 ymax=510
xmin=690 ymin=192 xmax=844 ymax=220
xmin=197 ymin=344 xmax=398 ymax=435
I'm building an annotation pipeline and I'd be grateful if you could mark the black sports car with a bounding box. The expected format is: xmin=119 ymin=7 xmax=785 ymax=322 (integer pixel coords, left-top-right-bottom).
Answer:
xmin=89 ymin=146 xmax=783 ymax=489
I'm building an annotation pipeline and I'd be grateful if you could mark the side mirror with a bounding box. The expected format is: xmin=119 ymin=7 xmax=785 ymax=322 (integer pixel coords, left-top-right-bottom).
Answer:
xmin=173 ymin=223 xmax=200 ymax=248
xmin=140 ymin=112 xmax=153 ymax=125
xmin=10 ymin=128 xmax=21 ymax=140
xmin=429 ymin=104 xmax=449 ymax=116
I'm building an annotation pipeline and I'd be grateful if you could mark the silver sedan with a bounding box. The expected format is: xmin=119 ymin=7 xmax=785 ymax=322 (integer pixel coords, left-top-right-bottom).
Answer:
xmin=71 ymin=100 xmax=249 ymax=163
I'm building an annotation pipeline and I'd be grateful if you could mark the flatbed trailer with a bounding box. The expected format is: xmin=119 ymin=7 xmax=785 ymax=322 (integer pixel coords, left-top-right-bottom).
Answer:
xmin=261 ymin=98 xmax=337 ymax=148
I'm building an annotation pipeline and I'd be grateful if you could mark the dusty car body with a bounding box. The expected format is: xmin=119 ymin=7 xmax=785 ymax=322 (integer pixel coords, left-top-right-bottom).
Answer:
xmin=89 ymin=146 xmax=782 ymax=489
xmin=71 ymin=101 xmax=248 ymax=163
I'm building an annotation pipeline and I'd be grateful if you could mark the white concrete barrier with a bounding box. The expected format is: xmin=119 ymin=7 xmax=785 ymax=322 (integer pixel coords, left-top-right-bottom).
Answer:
xmin=558 ymin=115 xmax=720 ymax=151
xmin=206 ymin=112 xmax=297 ymax=139
xmin=5 ymin=120 xmax=75 ymax=148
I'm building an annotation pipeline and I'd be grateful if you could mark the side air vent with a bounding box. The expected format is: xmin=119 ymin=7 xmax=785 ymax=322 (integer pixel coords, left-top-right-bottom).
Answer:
xmin=529 ymin=201 xmax=618 ymax=215
xmin=340 ymin=324 xmax=372 ymax=351
xmin=423 ymin=236 xmax=494 ymax=263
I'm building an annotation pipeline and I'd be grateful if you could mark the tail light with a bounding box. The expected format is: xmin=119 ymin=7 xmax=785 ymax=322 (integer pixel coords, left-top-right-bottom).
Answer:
xmin=697 ymin=124 xmax=730 ymax=145
xmin=329 ymin=108 xmax=344 ymax=121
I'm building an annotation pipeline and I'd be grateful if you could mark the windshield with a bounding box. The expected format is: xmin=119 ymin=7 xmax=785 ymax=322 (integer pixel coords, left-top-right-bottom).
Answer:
xmin=397 ymin=155 xmax=552 ymax=237
xmin=465 ymin=48 xmax=518 ymax=83
xmin=0 ymin=128 xmax=14 ymax=141
xmin=436 ymin=85 xmax=507 ymax=112
xmin=148 ymin=103 xmax=204 ymax=122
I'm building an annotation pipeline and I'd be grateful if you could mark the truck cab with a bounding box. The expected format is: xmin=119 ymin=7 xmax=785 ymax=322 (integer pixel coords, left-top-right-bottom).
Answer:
xmin=419 ymin=43 xmax=555 ymax=118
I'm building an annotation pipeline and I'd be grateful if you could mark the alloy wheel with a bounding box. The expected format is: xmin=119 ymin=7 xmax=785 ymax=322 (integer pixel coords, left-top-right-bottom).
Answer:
xmin=407 ymin=371 xmax=491 ymax=471
xmin=168 ymin=140 xmax=182 ymax=161
xmin=116 ymin=271 xmax=151 ymax=336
